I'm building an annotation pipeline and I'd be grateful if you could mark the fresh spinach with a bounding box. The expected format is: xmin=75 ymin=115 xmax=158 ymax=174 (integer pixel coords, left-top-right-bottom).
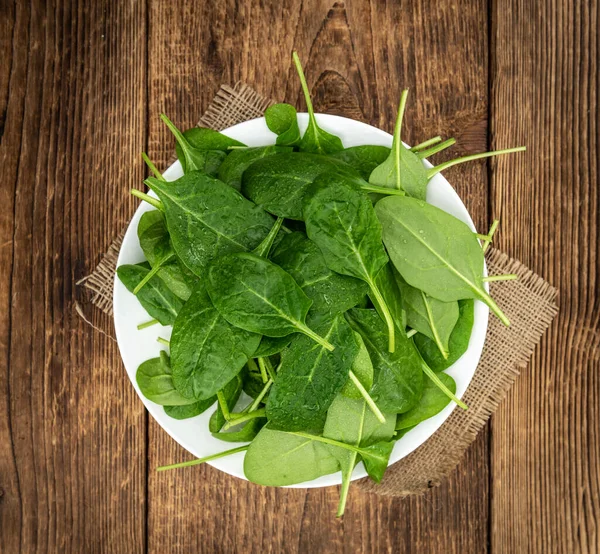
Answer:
xmin=177 ymin=126 xmax=245 ymax=151
xmin=170 ymin=283 xmax=260 ymax=400
xmin=375 ymin=196 xmax=510 ymax=325
xmin=303 ymin=173 xmax=396 ymax=351
xmin=373 ymin=263 xmax=407 ymax=336
xmin=265 ymin=314 xmax=358 ymax=432
xmin=117 ymin=263 xmax=184 ymax=326
xmin=395 ymin=372 xmax=456 ymax=430
xmin=395 ymin=272 xmax=459 ymax=359
xmin=323 ymin=394 xmax=395 ymax=516
xmin=145 ymin=171 xmax=274 ymax=276
xmin=136 ymin=351 xmax=195 ymax=406
xmin=206 ymin=252 xmax=334 ymax=351
xmin=271 ymin=232 xmax=368 ymax=317
xmin=212 ymin=417 xmax=265 ymax=443
xmin=331 ymin=145 xmax=391 ymax=180
xmin=414 ymin=299 xmax=475 ymax=371
xmin=164 ymin=399 xmax=215 ymax=420
xmin=244 ymin=426 xmax=340 ymax=486
xmin=292 ymin=52 xmax=344 ymax=154
xmin=346 ymin=309 xmax=424 ymax=413
xmin=264 ymin=103 xmax=301 ymax=146
xmin=341 ymin=332 xmax=373 ymax=400
xmin=252 ymin=216 xmax=284 ymax=258
xmin=253 ymin=335 xmax=292 ymax=358
xmin=208 ymin=374 xmax=243 ymax=433
xmin=217 ymin=145 xmax=292 ymax=191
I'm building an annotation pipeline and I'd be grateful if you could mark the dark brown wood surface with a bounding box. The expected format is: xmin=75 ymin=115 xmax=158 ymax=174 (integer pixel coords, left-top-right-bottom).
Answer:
xmin=0 ymin=1 xmax=597 ymax=553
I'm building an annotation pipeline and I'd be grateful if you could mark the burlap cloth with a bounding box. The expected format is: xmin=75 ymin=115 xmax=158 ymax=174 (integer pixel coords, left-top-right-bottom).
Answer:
xmin=78 ymin=83 xmax=559 ymax=497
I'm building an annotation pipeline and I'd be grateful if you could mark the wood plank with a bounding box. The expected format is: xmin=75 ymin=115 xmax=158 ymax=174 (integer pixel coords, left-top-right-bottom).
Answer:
xmin=146 ymin=1 xmax=491 ymax=552
xmin=0 ymin=0 xmax=148 ymax=551
xmin=490 ymin=0 xmax=600 ymax=552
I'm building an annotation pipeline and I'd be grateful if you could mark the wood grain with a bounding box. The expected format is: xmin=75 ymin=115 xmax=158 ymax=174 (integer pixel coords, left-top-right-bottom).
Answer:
xmin=0 ymin=0 xmax=147 ymax=552
xmin=146 ymin=1 xmax=490 ymax=553
xmin=490 ymin=0 xmax=600 ymax=552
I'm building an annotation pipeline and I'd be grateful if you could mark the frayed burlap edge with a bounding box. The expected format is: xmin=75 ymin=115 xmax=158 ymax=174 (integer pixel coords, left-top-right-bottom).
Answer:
xmin=355 ymin=249 xmax=558 ymax=496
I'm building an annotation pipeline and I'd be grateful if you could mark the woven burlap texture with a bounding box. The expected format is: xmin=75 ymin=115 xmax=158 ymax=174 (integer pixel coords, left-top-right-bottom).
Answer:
xmin=77 ymin=82 xmax=559 ymax=497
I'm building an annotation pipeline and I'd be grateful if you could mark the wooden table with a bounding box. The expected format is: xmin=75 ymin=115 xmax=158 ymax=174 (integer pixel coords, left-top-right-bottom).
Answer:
xmin=1 ymin=1 xmax=598 ymax=552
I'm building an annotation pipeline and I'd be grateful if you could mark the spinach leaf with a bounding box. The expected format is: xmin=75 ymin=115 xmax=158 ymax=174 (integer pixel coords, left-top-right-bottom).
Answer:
xmin=341 ymin=332 xmax=373 ymax=400
xmin=368 ymin=90 xmax=429 ymax=199
xmin=242 ymin=152 xmax=363 ymax=220
xmin=145 ymin=171 xmax=274 ymax=276
xmin=241 ymin=362 xmax=267 ymax=399
xmin=375 ymin=196 xmax=510 ymax=325
xmin=208 ymin=374 xmax=243 ymax=433
xmin=170 ymin=283 xmax=260 ymax=400
xmin=323 ymin=394 xmax=395 ymax=516
xmin=206 ymin=252 xmax=334 ymax=351
xmin=252 ymin=216 xmax=284 ymax=258
xmin=136 ymin=351 xmax=195 ymax=406
xmin=161 ymin=115 xmax=227 ymax=175
xmin=395 ymin=272 xmax=459 ymax=358
xmin=217 ymin=146 xmax=293 ymax=191
xmin=155 ymin=260 xmax=196 ymax=301
xmin=303 ymin=173 xmax=396 ymax=351
xmin=178 ymin=126 xmax=245 ymax=151
xmin=346 ymin=309 xmax=424 ymax=413
xmin=271 ymin=232 xmax=368 ymax=317
xmin=292 ymin=52 xmax=344 ymax=154
xmin=253 ymin=335 xmax=292 ymax=358
xmin=395 ymin=372 xmax=456 ymax=429
xmin=374 ymin=263 xmax=407 ymax=335
xmin=266 ymin=314 xmax=358 ymax=432
xmin=117 ymin=263 xmax=184 ymax=326
xmin=244 ymin=426 xmax=340 ymax=486
xmin=264 ymin=103 xmax=301 ymax=146
xmin=331 ymin=145 xmax=391 ymax=180
xmin=414 ymin=299 xmax=475 ymax=371
xmin=164 ymin=398 xmax=216 ymax=420
xmin=212 ymin=417 xmax=265 ymax=443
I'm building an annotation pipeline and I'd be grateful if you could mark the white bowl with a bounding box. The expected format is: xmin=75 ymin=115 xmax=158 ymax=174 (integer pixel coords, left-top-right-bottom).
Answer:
xmin=113 ymin=114 xmax=489 ymax=488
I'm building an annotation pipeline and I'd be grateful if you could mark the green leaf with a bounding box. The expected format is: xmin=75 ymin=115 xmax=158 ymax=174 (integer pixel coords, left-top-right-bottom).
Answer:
xmin=395 ymin=272 xmax=459 ymax=358
xmin=373 ymin=263 xmax=407 ymax=336
xmin=292 ymin=52 xmax=344 ymax=154
xmin=164 ymin=398 xmax=216 ymax=420
xmin=136 ymin=352 xmax=196 ymax=406
xmin=207 ymin=252 xmax=334 ymax=351
xmin=217 ymin=145 xmax=293 ymax=190
xmin=345 ymin=309 xmax=424 ymax=413
xmin=170 ymin=283 xmax=260 ymax=400
xmin=244 ymin=427 xmax=340 ymax=486
xmin=155 ymin=260 xmax=197 ymax=301
xmin=395 ymin=372 xmax=456 ymax=430
xmin=252 ymin=216 xmax=284 ymax=258
xmin=252 ymin=335 xmax=293 ymax=358
xmin=208 ymin=374 xmax=244 ymax=433
xmin=331 ymin=145 xmax=391 ymax=180
xmin=375 ymin=196 xmax=509 ymax=325
xmin=368 ymin=90 xmax=429 ymax=199
xmin=414 ymin=299 xmax=475 ymax=371
xmin=212 ymin=417 xmax=266 ymax=443
xmin=303 ymin=173 xmax=396 ymax=352
xmin=266 ymin=314 xmax=359 ymax=432
xmin=117 ymin=263 xmax=184 ymax=326
xmin=177 ymin=126 xmax=245 ymax=151
xmin=264 ymin=103 xmax=301 ymax=146
xmin=323 ymin=395 xmax=395 ymax=516
xmin=341 ymin=332 xmax=374 ymax=400
xmin=359 ymin=442 xmax=395 ymax=483
xmin=242 ymin=152 xmax=363 ymax=220
xmin=271 ymin=232 xmax=368 ymax=317
xmin=146 ymin=171 xmax=274 ymax=276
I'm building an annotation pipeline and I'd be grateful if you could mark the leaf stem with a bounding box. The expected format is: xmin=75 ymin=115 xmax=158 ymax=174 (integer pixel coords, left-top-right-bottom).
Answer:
xmin=133 ymin=262 xmax=164 ymax=294
xmin=296 ymin=323 xmax=335 ymax=352
xmin=292 ymin=51 xmax=316 ymax=126
xmin=253 ymin=216 xmax=284 ymax=258
xmin=141 ymin=152 xmax=165 ymax=181
xmin=421 ymin=290 xmax=449 ymax=359
xmin=249 ymin=379 xmax=273 ymax=412
xmin=417 ymin=138 xmax=456 ymax=159
xmin=477 ymin=288 xmax=511 ymax=326
xmin=410 ymin=136 xmax=442 ymax=152
xmin=427 ymin=146 xmax=526 ymax=179
xmin=421 ymin=362 xmax=468 ymax=410
xmin=257 ymin=357 xmax=269 ymax=383
xmin=137 ymin=319 xmax=159 ymax=330
xmin=222 ymin=408 xmax=266 ymax=431
xmin=217 ymin=391 xmax=231 ymax=421
xmin=160 ymin=113 xmax=193 ymax=161
xmin=348 ymin=370 xmax=386 ymax=424
xmin=406 ymin=329 xmax=417 ymax=338
xmin=290 ymin=431 xmax=363 ymax=454
xmin=336 ymin=455 xmax=356 ymax=518
xmin=392 ymin=90 xmax=410 ymax=190
xmin=368 ymin=279 xmax=396 ymax=353
xmin=483 ymin=219 xmax=500 ymax=252
xmin=360 ymin=184 xmax=405 ymax=197
xmin=156 ymin=337 xmax=170 ymax=347
xmin=156 ymin=445 xmax=249 ymax=472
xmin=131 ymin=189 xmax=164 ymax=211
xmin=483 ymin=274 xmax=519 ymax=282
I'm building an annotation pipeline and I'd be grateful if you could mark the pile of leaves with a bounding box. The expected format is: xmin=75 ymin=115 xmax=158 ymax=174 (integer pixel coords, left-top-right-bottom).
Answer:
xmin=117 ymin=52 xmax=524 ymax=516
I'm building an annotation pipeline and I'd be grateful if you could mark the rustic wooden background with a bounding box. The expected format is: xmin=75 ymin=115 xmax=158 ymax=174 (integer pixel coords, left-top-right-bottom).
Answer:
xmin=1 ymin=0 xmax=598 ymax=552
